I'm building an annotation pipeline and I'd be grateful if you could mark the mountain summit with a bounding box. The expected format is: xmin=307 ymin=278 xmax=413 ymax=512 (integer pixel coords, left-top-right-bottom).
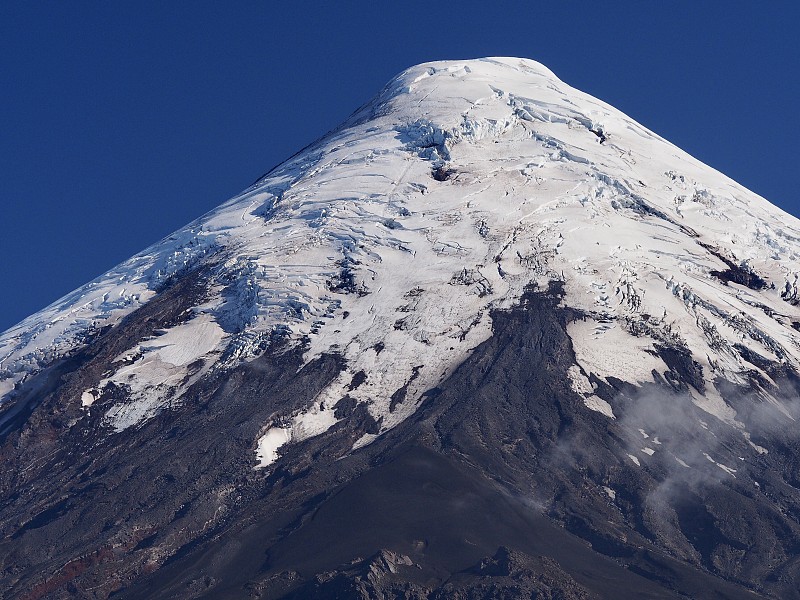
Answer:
xmin=2 ymin=58 xmax=800 ymax=599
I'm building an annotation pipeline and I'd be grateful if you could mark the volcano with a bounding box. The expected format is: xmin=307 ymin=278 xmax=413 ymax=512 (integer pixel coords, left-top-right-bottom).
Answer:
xmin=2 ymin=57 xmax=800 ymax=599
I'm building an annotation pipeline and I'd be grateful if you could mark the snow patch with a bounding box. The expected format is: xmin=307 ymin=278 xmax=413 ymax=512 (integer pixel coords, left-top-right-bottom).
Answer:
xmin=0 ymin=379 xmax=13 ymax=402
xmin=567 ymin=364 xmax=615 ymax=417
xmin=568 ymin=319 xmax=665 ymax=385
xmin=255 ymin=427 xmax=291 ymax=468
xmin=583 ymin=395 xmax=615 ymax=419
xmin=704 ymin=452 xmax=737 ymax=477
xmin=81 ymin=389 xmax=99 ymax=408
xmin=689 ymin=375 xmax=738 ymax=426
xmin=101 ymin=314 xmax=226 ymax=431
xmin=352 ymin=433 xmax=378 ymax=451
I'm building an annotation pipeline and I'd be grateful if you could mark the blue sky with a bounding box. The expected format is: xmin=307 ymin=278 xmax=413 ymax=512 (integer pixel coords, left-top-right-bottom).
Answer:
xmin=1 ymin=2 xmax=798 ymax=331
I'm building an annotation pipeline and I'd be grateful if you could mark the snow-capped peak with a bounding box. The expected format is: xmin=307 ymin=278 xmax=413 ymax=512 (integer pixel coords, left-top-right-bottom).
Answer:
xmin=2 ymin=58 xmax=800 ymax=467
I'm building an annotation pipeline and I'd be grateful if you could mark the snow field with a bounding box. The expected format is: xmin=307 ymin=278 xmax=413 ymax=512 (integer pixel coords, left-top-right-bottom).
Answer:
xmin=0 ymin=58 xmax=799 ymax=469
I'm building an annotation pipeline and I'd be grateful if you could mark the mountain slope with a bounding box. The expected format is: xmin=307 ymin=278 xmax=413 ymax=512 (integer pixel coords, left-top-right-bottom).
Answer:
xmin=2 ymin=57 xmax=800 ymax=599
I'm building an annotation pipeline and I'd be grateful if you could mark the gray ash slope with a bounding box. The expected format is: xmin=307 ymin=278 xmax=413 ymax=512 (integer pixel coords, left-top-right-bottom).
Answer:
xmin=2 ymin=58 xmax=800 ymax=598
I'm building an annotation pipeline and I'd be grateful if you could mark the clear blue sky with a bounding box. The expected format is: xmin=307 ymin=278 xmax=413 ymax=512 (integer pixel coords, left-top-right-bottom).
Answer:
xmin=1 ymin=2 xmax=798 ymax=332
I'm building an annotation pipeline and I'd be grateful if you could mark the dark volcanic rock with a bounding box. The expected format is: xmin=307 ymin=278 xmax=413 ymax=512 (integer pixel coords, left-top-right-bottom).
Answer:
xmin=285 ymin=547 xmax=596 ymax=599
xmin=700 ymin=242 xmax=769 ymax=290
xmin=436 ymin=547 xmax=595 ymax=600
xmin=4 ymin=282 xmax=798 ymax=598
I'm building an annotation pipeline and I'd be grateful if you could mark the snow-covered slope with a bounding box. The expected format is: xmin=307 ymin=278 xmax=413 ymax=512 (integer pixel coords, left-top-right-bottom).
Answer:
xmin=3 ymin=57 xmax=800 ymax=466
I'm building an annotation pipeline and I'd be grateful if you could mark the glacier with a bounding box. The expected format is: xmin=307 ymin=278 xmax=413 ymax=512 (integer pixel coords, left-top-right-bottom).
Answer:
xmin=1 ymin=56 xmax=799 ymax=467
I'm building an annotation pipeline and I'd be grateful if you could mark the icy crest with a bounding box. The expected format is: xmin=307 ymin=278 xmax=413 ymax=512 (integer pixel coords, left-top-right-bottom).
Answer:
xmin=2 ymin=58 xmax=800 ymax=466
